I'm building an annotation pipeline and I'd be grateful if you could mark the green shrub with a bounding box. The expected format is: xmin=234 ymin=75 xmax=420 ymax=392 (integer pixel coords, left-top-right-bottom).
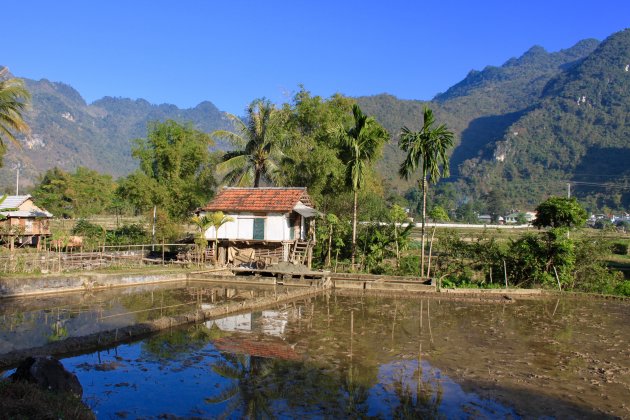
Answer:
xmin=71 ymin=219 xmax=105 ymax=251
xmin=371 ymin=263 xmax=396 ymax=276
xmin=611 ymin=241 xmax=629 ymax=256
xmin=398 ymin=255 xmax=422 ymax=276
xmin=615 ymin=280 xmax=630 ymax=297
xmin=107 ymin=223 xmax=150 ymax=245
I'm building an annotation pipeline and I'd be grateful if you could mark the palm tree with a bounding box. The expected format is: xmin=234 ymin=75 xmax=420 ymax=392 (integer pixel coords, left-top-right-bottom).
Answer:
xmin=212 ymin=98 xmax=282 ymax=187
xmin=207 ymin=211 xmax=234 ymax=265
xmin=0 ymin=67 xmax=31 ymax=166
xmin=191 ymin=215 xmax=212 ymax=266
xmin=399 ymin=106 xmax=453 ymax=278
xmin=340 ymin=104 xmax=388 ymax=267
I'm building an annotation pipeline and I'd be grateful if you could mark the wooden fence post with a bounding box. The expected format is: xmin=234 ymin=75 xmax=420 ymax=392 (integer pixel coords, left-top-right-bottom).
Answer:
xmin=503 ymin=259 xmax=508 ymax=288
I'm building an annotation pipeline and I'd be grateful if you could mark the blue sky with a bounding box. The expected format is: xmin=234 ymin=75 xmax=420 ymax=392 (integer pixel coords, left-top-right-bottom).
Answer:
xmin=4 ymin=1 xmax=629 ymax=115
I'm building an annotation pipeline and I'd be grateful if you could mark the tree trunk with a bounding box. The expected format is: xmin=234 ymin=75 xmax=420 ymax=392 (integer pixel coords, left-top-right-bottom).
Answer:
xmin=254 ymin=169 xmax=261 ymax=188
xmin=394 ymin=223 xmax=400 ymax=268
xmin=420 ymin=177 xmax=427 ymax=278
xmin=326 ymin=224 xmax=333 ymax=267
xmin=351 ymin=189 xmax=358 ymax=269
xmin=427 ymin=226 xmax=436 ymax=278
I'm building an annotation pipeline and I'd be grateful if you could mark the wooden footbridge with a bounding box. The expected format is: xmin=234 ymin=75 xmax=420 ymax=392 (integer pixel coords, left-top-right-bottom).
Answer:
xmin=191 ymin=265 xmax=436 ymax=293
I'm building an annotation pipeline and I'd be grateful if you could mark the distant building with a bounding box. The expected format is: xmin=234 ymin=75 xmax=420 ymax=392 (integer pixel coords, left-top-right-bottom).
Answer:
xmin=478 ymin=214 xmax=492 ymax=224
xmin=0 ymin=195 xmax=53 ymax=250
xmin=504 ymin=211 xmax=536 ymax=224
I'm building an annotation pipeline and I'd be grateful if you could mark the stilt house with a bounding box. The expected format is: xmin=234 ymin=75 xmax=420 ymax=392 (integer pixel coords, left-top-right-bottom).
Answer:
xmin=0 ymin=195 xmax=53 ymax=250
xmin=198 ymin=187 xmax=317 ymax=267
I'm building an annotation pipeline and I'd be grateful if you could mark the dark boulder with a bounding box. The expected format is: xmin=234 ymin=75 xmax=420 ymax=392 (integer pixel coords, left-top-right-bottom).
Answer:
xmin=10 ymin=356 xmax=83 ymax=397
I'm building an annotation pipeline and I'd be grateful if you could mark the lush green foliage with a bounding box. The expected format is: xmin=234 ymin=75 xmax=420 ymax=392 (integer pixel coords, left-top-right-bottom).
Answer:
xmin=532 ymin=196 xmax=587 ymax=229
xmin=33 ymin=166 xmax=116 ymax=217
xmin=212 ymin=99 xmax=283 ymax=187
xmin=313 ymin=213 xmax=351 ymax=268
xmin=70 ymin=219 xmax=150 ymax=249
xmin=275 ymin=88 xmax=354 ymax=208
xmin=428 ymin=206 xmax=449 ymax=222
xmin=433 ymin=226 xmax=625 ymax=294
xmin=106 ymin=223 xmax=150 ymax=245
xmin=571 ymin=233 xmax=625 ymax=294
xmin=118 ymin=120 xmax=217 ymax=221
xmin=71 ymin=219 xmax=105 ymax=249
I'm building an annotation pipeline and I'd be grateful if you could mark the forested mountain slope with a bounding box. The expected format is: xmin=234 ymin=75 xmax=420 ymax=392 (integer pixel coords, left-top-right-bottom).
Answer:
xmin=0 ymin=79 xmax=231 ymax=189
xmin=460 ymin=29 xmax=630 ymax=208
xmin=357 ymin=38 xmax=600 ymax=192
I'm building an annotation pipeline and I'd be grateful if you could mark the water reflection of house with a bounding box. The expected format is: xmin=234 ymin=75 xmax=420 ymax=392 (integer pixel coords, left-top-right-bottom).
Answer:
xmin=213 ymin=336 xmax=300 ymax=360
xmin=203 ymin=307 xmax=291 ymax=337
xmin=200 ymin=305 xmax=302 ymax=360
xmin=197 ymin=187 xmax=318 ymax=267
xmin=260 ymin=310 xmax=289 ymax=337
xmin=202 ymin=304 xmax=254 ymax=333
xmin=213 ymin=313 xmax=253 ymax=332
xmin=0 ymin=195 xmax=53 ymax=250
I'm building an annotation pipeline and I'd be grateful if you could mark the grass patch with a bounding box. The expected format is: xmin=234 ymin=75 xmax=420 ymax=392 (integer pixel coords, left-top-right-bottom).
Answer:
xmin=0 ymin=379 xmax=94 ymax=419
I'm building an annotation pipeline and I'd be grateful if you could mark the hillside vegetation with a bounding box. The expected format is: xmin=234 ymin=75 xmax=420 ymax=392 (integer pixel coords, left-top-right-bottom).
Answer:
xmin=0 ymin=79 xmax=232 ymax=189
xmin=2 ymin=29 xmax=630 ymax=212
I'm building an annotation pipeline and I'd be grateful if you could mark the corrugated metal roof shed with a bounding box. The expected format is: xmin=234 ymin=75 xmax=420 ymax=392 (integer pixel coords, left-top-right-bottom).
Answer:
xmin=0 ymin=195 xmax=53 ymax=218
xmin=0 ymin=195 xmax=30 ymax=210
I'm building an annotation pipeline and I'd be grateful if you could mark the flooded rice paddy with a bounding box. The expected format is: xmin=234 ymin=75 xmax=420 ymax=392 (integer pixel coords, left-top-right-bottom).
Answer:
xmin=1 ymin=285 xmax=629 ymax=418
xmin=0 ymin=281 xmax=292 ymax=355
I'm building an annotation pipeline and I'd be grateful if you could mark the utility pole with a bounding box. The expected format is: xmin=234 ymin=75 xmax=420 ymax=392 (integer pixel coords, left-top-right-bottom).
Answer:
xmin=567 ymin=183 xmax=572 ymax=239
xmin=152 ymin=205 xmax=157 ymax=251
xmin=14 ymin=162 xmax=21 ymax=195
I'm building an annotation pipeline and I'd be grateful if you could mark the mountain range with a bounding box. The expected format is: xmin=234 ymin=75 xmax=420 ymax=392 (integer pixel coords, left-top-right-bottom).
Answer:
xmin=2 ymin=28 xmax=629 ymax=209
xmin=0 ymin=80 xmax=233 ymax=189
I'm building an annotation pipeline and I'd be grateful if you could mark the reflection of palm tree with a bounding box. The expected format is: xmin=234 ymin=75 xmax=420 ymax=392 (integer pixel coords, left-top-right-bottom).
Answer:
xmin=206 ymin=353 xmax=275 ymax=418
xmin=390 ymin=360 xmax=443 ymax=419
xmin=340 ymin=363 xmax=370 ymax=417
xmin=142 ymin=324 xmax=214 ymax=361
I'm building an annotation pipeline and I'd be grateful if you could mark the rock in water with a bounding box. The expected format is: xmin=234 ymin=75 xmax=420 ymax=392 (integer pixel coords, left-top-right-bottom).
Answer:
xmin=11 ymin=356 xmax=83 ymax=397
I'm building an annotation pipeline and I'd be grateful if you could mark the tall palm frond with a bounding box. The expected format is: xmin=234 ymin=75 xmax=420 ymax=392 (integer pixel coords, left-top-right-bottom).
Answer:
xmin=399 ymin=106 xmax=453 ymax=277
xmin=339 ymin=104 xmax=389 ymax=267
xmin=211 ymin=99 xmax=282 ymax=187
xmin=0 ymin=67 xmax=31 ymax=162
xmin=216 ymin=153 xmax=253 ymax=187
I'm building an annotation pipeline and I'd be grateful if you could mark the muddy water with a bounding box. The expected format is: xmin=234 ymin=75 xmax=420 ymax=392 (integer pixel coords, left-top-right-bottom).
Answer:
xmin=11 ymin=292 xmax=625 ymax=418
xmin=0 ymin=281 xmax=291 ymax=355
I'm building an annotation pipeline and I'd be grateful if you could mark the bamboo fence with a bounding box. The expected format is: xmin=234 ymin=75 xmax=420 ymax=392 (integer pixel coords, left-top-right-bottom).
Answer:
xmin=0 ymin=243 xmax=198 ymax=274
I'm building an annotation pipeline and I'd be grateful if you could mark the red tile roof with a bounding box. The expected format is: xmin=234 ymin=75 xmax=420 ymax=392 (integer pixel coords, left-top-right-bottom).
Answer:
xmin=213 ymin=336 xmax=300 ymax=361
xmin=202 ymin=187 xmax=314 ymax=212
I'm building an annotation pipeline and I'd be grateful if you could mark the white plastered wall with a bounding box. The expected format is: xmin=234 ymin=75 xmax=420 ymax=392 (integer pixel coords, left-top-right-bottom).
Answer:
xmin=202 ymin=212 xmax=290 ymax=241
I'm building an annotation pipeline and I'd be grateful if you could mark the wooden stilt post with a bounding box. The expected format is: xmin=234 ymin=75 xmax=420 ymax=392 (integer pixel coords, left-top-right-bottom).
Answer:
xmin=503 ymin=259 xmax=508 ymax=288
